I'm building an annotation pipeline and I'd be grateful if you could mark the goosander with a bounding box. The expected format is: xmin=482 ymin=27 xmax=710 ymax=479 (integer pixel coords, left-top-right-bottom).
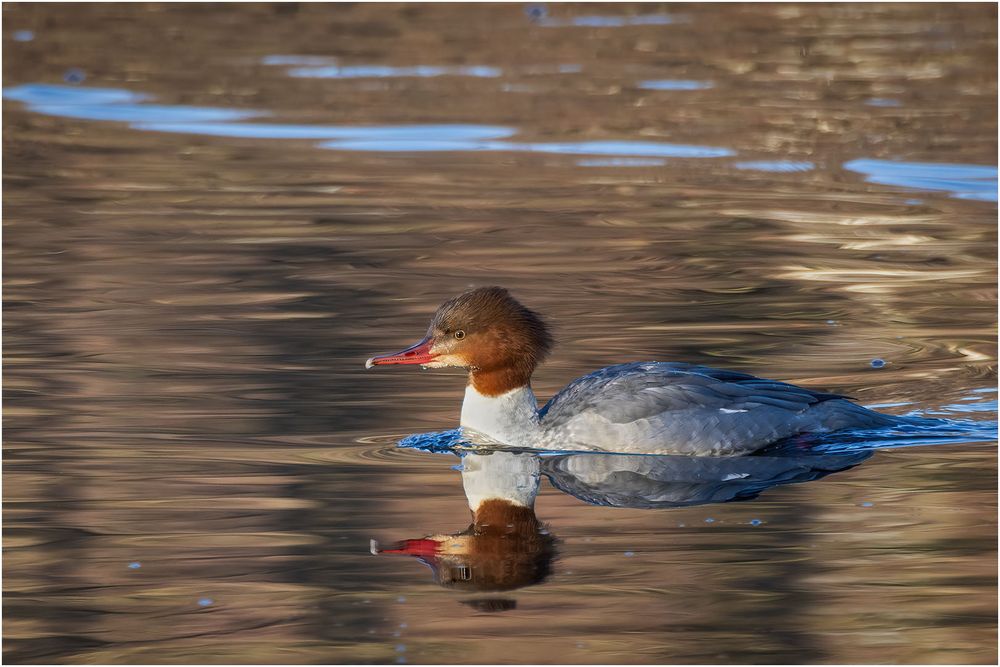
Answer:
xmin=542 ymin=449 xmax=872 ymax=508
xmin=366 ymin=287 xmax=899 ymax=455
xmin=371 ymin=447 xmax=870 ymax=592
xmin=373 ymin=451 xmax=554 ymax=592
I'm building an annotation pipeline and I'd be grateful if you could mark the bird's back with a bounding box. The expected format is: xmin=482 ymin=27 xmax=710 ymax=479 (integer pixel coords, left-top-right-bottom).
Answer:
xmin=538 ymin=362 xmax=895 ymax=455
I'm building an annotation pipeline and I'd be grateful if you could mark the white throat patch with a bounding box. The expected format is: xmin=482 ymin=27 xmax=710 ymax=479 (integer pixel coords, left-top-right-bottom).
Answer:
xmin=461 ymin=451 xmax=541 ymax=511
xmin=460 ymin=384 xmax=540 ymax=447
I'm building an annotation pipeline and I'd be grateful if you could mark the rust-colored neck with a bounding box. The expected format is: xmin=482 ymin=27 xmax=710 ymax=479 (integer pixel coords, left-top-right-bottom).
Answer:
xmin=469 ymin=365 xmax=533 ymax=397
xmin=473 ymin=498 xmax=539 ymax=529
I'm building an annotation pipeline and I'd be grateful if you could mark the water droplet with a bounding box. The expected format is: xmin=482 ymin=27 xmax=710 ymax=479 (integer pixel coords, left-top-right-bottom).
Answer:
xmin=396 ymin=596 xmax=406 ymax=603
xmin=63 ymin=68 xmax=86 ymax=84
xmin=704 ymin=518 xmax=715 ymax=523
xmin=13 ymin=30 xmax=34 ymax=42
xmin=395 ymin=644 xmax=407 ymax=653
xmin=860 ymin=501 xmax=875 ymax=507
xmin=678 ymin=523 xmax=686 ymax=527
xmin=399 ymin=622 xmax=408 ymax=629
xmin=197 ymin=598 xmax=213 ymax=607
xmin=127 ymin=561 xmax=141 ymax=569
xmin=623 ymin=551 xmax=635 ymax=557
xmin=826 ymin=319 xmax=837 ymax=325
xmin=870 ymin=358 xmax=886 ymax=368
xmin=749 ymin=519 xmax=762 ymax=526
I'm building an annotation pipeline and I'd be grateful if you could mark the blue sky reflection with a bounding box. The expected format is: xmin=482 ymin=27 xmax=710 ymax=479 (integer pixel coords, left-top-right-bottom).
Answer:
xmin=4 ymin=83 xmax=734 ymax=161
xmin=540 ymin=14 xmax=678 ymax=27
xmin=319 ymin=139 xmax=734 ymax=158
xmin=3 ymin=84 xmax=263 ymax=123
xmin=844 ymin=158 xmax=998 ymax=202
xmin=3 ymin=83 xmax=514 ymax=142
xmin=733 ymin=160 xmax=815 ymax=173
xmin=287 ymin=65 xmax=502 ymax=79
xmin=639 ymin=80 xmax=714 ymax=91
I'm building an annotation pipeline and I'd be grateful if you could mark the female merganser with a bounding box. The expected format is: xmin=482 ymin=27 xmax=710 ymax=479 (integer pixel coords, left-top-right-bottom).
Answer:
xmin=366 ymin=287 xmax=899 ymax=455
xmin=370 ymin=446 xmax=869 ymax=592
xmin=372 ymin=451 xmax=554 ymax=593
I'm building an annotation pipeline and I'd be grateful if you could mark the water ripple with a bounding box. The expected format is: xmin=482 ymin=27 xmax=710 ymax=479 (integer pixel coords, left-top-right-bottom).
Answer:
xmin=3 ymin=83 xmax=262 ymax=123
xmin=287 ymin=65 xmax=502 ymax=79
xmin=639 ymin=80 xmax=714 ymax=91
xmin=319 ymin=139 xmax=735 ymax=158
xmin=540 ymin=14 xmax=680 ymax=28
xmin=3 ymin=83 xmax=732 ymax=160
xmin=733 ymin=160 xmax=815 ymax=173
xmin=844 ymin=158 xmax=998 ymax=202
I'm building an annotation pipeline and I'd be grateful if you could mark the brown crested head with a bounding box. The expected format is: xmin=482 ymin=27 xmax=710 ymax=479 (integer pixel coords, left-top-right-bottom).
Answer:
xmin=429 ymin=287 xmax=553 ymax=395
xmin=365 ymin=286 xmax=553 ymax=396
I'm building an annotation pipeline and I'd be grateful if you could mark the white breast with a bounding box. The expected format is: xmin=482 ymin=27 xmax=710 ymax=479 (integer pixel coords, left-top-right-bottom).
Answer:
xmin=460 ymin=385 xmax=541 ymax=447
xmin=460 ymin=451 xmax=540 ymax=511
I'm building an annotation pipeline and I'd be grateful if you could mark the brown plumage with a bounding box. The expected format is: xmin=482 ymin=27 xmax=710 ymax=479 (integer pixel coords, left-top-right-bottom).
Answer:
xmin=432 ymin=499 xmax=555 ymax=592
xmin=429 ymin=286 xmax=553 ymax=396
xmin=376 ymin=499 xmax=556 ymax=593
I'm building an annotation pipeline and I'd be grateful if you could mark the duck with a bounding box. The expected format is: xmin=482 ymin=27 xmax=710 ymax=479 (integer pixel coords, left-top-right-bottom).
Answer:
xmin=372 ymin=451 xmax=554 ymax=593
xmin=365 ymin=286 xmax=901 ymax=455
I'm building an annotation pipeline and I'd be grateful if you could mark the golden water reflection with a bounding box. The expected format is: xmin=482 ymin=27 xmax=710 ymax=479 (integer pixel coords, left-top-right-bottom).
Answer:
xmin=4 ymin=2 xmax=996 ymax=664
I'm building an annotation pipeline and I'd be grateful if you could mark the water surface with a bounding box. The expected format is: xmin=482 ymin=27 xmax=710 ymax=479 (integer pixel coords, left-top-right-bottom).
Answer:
xmin=3 ymin=3 xmax=997 ymax=664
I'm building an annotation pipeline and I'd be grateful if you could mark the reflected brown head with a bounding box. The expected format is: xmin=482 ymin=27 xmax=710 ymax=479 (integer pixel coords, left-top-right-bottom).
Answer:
xmin=376 ymin=499 xmax=556 ymax=593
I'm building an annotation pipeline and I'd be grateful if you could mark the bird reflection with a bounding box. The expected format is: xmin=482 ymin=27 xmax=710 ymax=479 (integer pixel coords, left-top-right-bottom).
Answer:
xmin=542 ymin=449 xmax=872 ymax=508
xmin=373 ymin=451 xmax=555 ymax=594
xmin=373 ymin=437 xmax=872 ymax=599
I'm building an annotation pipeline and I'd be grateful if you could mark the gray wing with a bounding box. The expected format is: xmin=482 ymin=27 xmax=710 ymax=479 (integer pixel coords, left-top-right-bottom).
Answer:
xmin=541 ymin=450 xmax=872 ymax=508
xmin=539 ymin=362 xmax=846 ymax=424
xmin=537 ymin=362 xmax=856 ymax=454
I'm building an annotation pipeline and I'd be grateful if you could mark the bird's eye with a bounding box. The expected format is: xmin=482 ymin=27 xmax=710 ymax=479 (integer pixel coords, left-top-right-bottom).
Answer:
xmin=454 ymin=330 xmax=466 ymax=340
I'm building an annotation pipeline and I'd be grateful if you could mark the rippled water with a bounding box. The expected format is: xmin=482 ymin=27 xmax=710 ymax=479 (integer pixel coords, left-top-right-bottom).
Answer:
xmin=3 ymin=3 xmax=997 ymax=664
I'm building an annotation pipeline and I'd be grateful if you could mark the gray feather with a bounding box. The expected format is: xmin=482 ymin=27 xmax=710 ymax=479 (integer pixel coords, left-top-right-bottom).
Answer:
xmin=539 ymin=362 xmax=844 ymax=426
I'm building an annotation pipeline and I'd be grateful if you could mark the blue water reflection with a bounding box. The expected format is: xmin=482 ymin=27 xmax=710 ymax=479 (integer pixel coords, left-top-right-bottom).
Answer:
xmin=4 ymin=84 xmax=733 ymax=160
xmin=504 ymin=140 xmax=731 ymax=158
xmin=540 ymin=14 xmax=678 ymax=27
xmin=320 ymin=138 xmax=734 ymax=158
xmin=577 ymin=158 xmax=667 ymax=167
xmin=734 ymin=160 xmax=815 ymax=173
xmin=287 ymin=65 xmax=502 ymax=79
xmin=3 ymin=83 xmax=263 ymax=123
xmin=865 ymin=98 xmax=903 ymax=107
xmin=3 ymin=83 xmax=514 ymax=142
xmin=261 ymin=55 xmax=339 ymax=66
xmin=844 ymin=158 xmax=998 ymax=202
xmin=4 ymin=84 xmax=151 ymax=106
xmin=639 ymin=80 xmax=714 ymax=91
xmin=133 ymin=122 xmax=515 ymax=142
